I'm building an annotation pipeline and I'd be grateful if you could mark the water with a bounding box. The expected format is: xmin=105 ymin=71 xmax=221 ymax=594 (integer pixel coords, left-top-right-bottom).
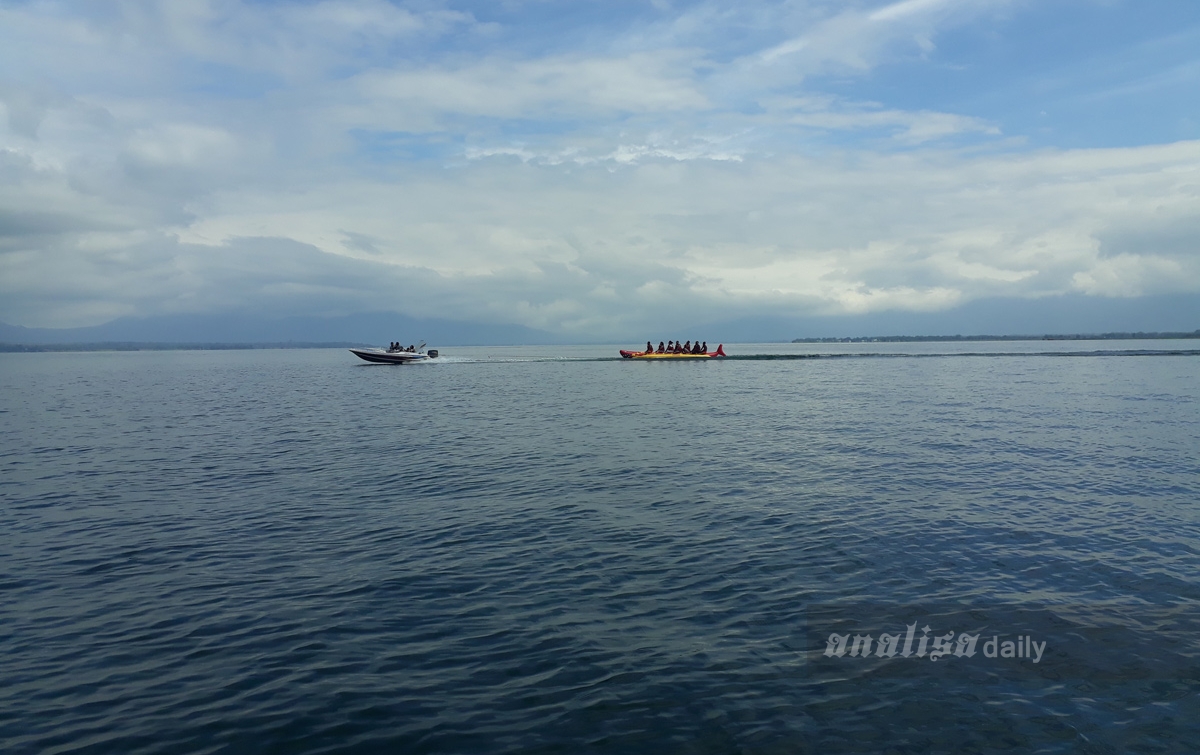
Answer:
xmin=2 ymin=342 xmax=1199 ymax=754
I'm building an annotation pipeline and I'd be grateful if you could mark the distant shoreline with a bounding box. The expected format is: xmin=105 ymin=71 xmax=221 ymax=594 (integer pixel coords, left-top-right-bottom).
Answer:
xmin=792 ymin=331 xmax=1200 ymax=344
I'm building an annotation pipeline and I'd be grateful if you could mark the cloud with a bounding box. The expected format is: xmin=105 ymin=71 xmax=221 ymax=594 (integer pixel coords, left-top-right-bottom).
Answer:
xmin=751 ymin=0 xmax=1015 ymax=77
xmin=463 ymin=133 xmax=745 ymax=166
xmin=782 ymin=96 xmax=1001 ymax=144
xmin=7 ymin=125 xmax=1200 ymax=335
xmin=1077 ymin=214 xmax=1200 ymax=297
xmin=869 ymin=0 xmax=958 ymax=23
xmin=125 ymin=123 xmax=239 ymax=167
xmin=353 ymin=52 xmax=709 ymax=124
xmin=65 ymin=0 xmax=473 ymax=76
xmin=2 ymin=0 xmax=1198 ymax=338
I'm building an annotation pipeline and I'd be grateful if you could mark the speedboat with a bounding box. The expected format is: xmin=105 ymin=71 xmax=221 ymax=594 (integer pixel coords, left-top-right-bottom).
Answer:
xmin=350 ymin=343 xmax=439 ymax=364
xmin=620 ymin=344 xmax=726 ymax=359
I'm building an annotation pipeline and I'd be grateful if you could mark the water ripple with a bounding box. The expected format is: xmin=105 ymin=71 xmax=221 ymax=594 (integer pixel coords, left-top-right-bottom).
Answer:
xmin=2 ymin=347 xmax=1199 ymax=753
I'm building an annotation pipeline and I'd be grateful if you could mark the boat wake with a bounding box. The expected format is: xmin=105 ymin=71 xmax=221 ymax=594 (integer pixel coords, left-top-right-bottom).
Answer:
xmin=723 ymin=349 xmax=1200 ymax=360
xmin=429 ymin=355 xmax=611 ymax=364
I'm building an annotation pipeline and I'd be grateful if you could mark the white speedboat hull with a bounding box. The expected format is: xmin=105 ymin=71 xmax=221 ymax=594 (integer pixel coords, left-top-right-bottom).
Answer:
xmin=349 ymin=348 xmax=437 ymax=364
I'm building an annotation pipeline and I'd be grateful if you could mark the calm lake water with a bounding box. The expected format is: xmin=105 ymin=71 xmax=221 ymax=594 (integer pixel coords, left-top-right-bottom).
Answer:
xmin=2 ymin=342 xmax=1199 ymax=754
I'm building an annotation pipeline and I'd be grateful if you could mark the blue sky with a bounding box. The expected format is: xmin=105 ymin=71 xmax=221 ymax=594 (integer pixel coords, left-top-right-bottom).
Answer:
xmin=1 ymin=0 xmax=1199 ymax=337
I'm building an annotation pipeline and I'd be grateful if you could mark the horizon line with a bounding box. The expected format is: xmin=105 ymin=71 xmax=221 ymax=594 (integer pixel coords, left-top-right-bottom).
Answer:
xmin=4 ymin=330 xmax=1200 ymax=353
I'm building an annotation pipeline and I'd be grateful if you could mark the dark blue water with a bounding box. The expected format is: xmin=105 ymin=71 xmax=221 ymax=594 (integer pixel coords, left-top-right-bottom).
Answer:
xmin=3 ymin=343 xmax=1199 ymax=754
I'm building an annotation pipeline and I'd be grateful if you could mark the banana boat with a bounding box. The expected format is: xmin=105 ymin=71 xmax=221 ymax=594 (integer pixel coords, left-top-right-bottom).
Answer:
xmin=619 ymin=344 xmax=726 ymax=359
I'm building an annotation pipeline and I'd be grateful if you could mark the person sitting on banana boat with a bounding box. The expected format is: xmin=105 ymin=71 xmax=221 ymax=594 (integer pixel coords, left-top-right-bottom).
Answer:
xmin=620 ymin=340 xmax=722 ymax=358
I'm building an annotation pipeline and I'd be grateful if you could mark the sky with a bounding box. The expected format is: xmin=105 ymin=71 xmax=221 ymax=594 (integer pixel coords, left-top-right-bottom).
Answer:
xmin=1 ymin=0 xmax=1199 ymax=339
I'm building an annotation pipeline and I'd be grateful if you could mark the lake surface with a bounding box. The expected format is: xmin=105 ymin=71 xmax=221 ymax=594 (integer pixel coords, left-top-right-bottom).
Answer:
xmin=2 ymin=342 xmax=1199 ymax=754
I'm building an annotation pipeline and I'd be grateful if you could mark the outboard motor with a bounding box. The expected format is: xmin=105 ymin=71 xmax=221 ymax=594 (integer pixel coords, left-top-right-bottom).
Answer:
xmin=427 ymin=349 xmax=439 ymax=359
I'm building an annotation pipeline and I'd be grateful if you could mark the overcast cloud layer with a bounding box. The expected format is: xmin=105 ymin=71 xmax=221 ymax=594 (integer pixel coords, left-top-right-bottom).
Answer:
xmin=2 ymin=0 xmax=1199 ymax=337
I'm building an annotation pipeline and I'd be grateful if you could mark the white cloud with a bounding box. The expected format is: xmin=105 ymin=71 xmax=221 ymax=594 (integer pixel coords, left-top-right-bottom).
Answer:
xmin=869 ymin=0 xmax=957 ymax=23
xmin=125 ymin=124 xmax=238 ymax=167
xmin=0 ymin=0 xmax=476 ymax=98
xmin=354 ymin=52 xmax=709 ymax=122
xmin=8 ymin=130 xmax=1199 ymax=335
xmin=463 ymin=134 xmax=745 ymax=166
xmin=1071 ymin=254 xmax=1186 ymax=297
xmin=747 ymin=0 xmax=1017 ymax=82
xmin=784 ymin=97 xmax=1001 ymax=143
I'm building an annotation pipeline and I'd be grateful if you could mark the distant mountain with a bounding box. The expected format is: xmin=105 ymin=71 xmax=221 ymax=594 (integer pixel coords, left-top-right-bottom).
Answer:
xmin=0 ymin=312 xmax=565 ymax=347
